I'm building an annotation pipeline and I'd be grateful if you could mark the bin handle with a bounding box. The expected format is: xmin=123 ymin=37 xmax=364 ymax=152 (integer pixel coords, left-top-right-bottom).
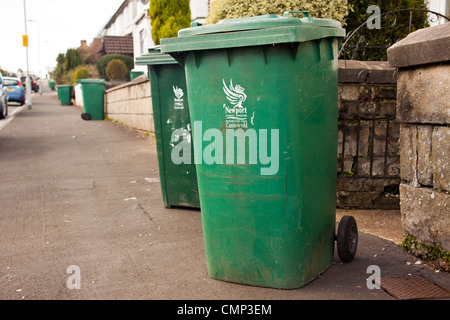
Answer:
xmin=283 ymin=11 xmax=311 ymax=20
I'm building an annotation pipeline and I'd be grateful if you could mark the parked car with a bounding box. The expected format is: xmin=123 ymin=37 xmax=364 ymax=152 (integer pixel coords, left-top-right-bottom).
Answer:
xmin=3 ymin=76 xmax=24 ymax=105
xmin=0 ymin=73 xmax=8 ymax=119
xmin=20 ymin=75 xmax=40 ymax=92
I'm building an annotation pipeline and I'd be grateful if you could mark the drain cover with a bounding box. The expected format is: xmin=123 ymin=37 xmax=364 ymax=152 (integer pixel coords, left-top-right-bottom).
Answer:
xmin=382 ymin=276 xmax=450 ymax=300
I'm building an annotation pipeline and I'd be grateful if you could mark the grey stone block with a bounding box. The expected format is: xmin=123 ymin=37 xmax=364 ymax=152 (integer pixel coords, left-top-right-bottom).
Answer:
xmin=399 ymin=124 xmax=419 ymax=186
xmin=417 ymin=125 xmax=433 ymax=187
xmin=400 ymin=183 xmax=450 ymax=251
xmin=432 ymin=126 xmax=450 ymax=191
xmin=396 ymin=64 xmax=450 ymax=125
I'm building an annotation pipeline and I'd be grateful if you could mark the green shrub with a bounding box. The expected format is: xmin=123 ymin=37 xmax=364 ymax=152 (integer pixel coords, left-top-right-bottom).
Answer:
xmin=207 ymin=0 xmax=348 ymax=25
xmin=401 ymin=231 xmax=449 ymax=265
xmin=58 ymin=68 xmax=76 ymax=85
xmin=149 ymin=0 xmax=191 ymax=45
xmin=106 ymin=59 xmax=128 ymax=80
xmin=343 ymin=0 xmax=428 ymax=61
xmin=65 ymin=48 xmax=82 ymax=72
xmin=54 ymin=64 xmax=65 ymax=85
xmin=96 ymin=54 xmax=134 ymax=81
xmin=72 ymin=66 xmax=89 ymax=84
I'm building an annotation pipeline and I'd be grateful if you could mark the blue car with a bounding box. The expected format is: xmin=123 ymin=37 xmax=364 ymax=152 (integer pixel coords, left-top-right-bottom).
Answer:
xmin=3 ymin=76 xmax=25 ymax=106
xmin=0 ymin=73 xmax=8 ymax=119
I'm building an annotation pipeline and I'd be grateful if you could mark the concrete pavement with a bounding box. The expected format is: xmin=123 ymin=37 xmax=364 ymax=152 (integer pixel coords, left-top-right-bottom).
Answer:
xmin=0 ymin=82 xmax=448 ymax=301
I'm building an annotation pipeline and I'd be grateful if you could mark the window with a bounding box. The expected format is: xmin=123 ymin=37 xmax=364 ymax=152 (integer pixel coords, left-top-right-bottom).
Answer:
xmin=4 ymin=79 xmax=19 ymax=86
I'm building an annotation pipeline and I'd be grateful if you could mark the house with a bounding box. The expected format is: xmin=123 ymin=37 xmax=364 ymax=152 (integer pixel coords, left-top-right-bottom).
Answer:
xmin=78 ymin=38 xmax=103 ymax=64
xmin=428 ymin=0 xmax=450 ymax=25
xmin=100 ymin=35 xmax=134 ymax=58
xmin=100 ymin=0 xmax=210 ymax=73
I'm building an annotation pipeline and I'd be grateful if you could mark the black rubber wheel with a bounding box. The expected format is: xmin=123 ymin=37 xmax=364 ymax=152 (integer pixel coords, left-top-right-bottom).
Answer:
xmin=81 ymin=113 xmax=91 ymax=121
xmin=0 ymin=100 xmax=5 ymax=119
xmin=337 ymin=215 xmax=358 ymax=263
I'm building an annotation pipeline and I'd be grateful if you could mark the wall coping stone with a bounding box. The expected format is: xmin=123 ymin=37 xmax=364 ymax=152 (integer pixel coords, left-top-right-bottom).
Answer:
xmin=388 ymin=23 xmax=450 ymax=68
xmin=338 ymin=60 xmax=396 ymax=84
xmin=105 ymin=75 xmax=149 ymax=93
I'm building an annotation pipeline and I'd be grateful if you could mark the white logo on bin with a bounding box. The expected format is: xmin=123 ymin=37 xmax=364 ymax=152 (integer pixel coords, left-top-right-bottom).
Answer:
xmin=170 ymin=79 xmax=280 ymax=176
xmin=223 ymin=79 xmax=248 ymax=128
xmin=173 ymin=85 xmax=184 ymax=109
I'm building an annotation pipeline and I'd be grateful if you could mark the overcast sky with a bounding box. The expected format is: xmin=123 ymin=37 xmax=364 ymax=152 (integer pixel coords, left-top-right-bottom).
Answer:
xmin=0 ymin=0 xmax=125 ymax=77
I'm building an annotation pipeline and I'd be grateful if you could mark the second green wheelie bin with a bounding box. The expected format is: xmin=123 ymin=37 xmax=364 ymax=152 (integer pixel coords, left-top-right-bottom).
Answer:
xmin=136 ymin=47 xmax=200 ymax=209
xmin=57 ymin=84 xmax=72 ymax=106
xmin=130 ymin=70 xmax=144 ymax=80
xmin=48 ymin=80 xmax=55 ymax=91
xmin=77 ymin=79 xmax=106 ymax=120
xmin=161 ymin=12 xmax=356 ymax=289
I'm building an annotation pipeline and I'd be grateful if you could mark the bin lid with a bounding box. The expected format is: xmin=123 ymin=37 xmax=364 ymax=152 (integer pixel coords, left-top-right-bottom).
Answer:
xmin=76 ymin=79 xmax=106 ymax=85
xmin=161 ymin=11 xmax=345 ymax=53
xmin=135 ymin=46 xmax=178 ymax=66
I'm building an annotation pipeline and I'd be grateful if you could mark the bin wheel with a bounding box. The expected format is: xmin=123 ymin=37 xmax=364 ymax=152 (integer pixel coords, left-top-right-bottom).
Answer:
xmin=81 ymin=113 xmax=91 ymax=121
xmin=337 ymin=215 xmax=358 ymax=263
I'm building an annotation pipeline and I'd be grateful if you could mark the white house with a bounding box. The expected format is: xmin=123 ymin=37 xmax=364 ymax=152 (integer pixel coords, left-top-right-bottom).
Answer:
xmin=428 ymin=0 xmax=450 ymax=25
xmin=101 ymin=0 xmax=210 ymax=73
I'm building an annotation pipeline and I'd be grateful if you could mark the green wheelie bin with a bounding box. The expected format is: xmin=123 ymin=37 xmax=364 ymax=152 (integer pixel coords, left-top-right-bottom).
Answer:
xmin=48 ymin=80 xmax=55 ymax=91
xmin=77 ymin=79 xmax=106 ymax=120
xmin=57 ymin=84 xmax=72 ymax=106
xmin=136 ymin=47 xmax=200 ymax=209
xmin=161 ymin=12 xmax=357 ymax=289
xmin=130 ymin=70 xmax=144 ymax=80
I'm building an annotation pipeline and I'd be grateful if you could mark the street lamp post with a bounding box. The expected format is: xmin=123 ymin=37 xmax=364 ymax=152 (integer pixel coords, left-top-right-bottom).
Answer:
xmin=28 ymin=19 xmax=42 ymax=95
xmin=23 ymin=0 xmax=32 ymax=109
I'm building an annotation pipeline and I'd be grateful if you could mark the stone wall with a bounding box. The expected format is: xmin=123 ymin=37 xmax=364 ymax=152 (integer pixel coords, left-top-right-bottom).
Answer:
xmin=388 ymin=23 xmax=450 ymax=250
xmin=337 ymin=60 xmax=400 ymax=209
xmin=104 ymin=76 xmax=154 ymax=133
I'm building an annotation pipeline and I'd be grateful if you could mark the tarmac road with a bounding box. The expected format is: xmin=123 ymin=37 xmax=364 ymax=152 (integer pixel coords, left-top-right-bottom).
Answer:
xmin=0 ymin=82 xmax=448 ymax=302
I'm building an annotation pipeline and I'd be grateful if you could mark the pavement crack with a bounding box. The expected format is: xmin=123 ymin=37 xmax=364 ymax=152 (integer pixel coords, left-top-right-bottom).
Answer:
xmin=137 ymin=203 xmax=157 ymax=225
